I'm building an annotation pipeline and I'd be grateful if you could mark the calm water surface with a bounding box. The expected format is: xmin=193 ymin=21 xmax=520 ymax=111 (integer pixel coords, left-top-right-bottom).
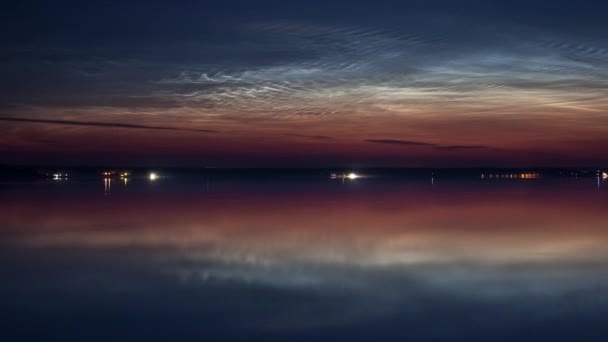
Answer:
xmin=1 ymin=173 xmax=608 ymax=341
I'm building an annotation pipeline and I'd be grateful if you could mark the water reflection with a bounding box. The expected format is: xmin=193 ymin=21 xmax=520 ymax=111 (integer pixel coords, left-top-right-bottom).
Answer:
xmin=1 ymin=175 xmax=608 ymax=341
xmin=104 ymin=177 xmax=111 ymax=195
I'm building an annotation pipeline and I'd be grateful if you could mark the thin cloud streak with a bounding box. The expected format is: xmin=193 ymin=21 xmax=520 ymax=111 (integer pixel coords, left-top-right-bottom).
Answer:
xmin=285 ymin=133 xmax=333 ymax=140
xmin=435 ymin=145 xmax=490 ymax=151
xmin=365 ymin=139 xmax=435 ymax=146
xmin=0 ymin=117 xmax=218 ymax=133
xmin=366 ymin=139 xmax=490 ymax=151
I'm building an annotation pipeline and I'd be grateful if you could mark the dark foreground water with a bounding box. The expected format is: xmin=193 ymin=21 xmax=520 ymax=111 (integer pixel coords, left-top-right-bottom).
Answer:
xmin=1 ymin=171 xmax=608 ymax=341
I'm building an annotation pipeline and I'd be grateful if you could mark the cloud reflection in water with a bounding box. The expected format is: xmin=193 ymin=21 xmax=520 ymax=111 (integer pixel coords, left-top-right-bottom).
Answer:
xmin=1 ymin=176 xmax=608 ymax=340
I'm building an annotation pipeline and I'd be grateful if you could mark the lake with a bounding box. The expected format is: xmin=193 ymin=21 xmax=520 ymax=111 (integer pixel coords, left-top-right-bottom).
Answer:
xmin=1 ymin=171 xmax=608 ymax=341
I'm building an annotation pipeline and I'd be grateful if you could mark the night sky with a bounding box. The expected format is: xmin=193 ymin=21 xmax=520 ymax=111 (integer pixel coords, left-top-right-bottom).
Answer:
xmin=2 ymin=1 xmax=608 ymax=167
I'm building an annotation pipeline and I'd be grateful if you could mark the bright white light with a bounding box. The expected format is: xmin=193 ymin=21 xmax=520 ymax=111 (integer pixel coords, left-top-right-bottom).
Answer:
xmin=346 ymin=172 xmax=359 ymax=180
xmin=149 ymin=172 xmax=158 ymax=181
xmin=603 ymin=172 xmax=608 ymax=179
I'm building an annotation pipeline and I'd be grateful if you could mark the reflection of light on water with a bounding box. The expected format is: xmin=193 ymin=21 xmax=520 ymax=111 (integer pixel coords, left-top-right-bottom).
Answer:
xmin=120 ymin=172 xmax=129 ymax=186
xmin=598 ymin=172 xmax=607 ymax=191
xmin=6 ymin=178 xmax=608 ymax=341
xmin=10 ymin=179 xmax=608 ymax=315
xmin=104 ymin=178 xmax=111 ymax=195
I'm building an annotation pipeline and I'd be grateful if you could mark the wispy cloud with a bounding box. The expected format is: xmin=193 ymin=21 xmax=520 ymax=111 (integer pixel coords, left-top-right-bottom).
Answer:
xmin=0 ymin=117 xmax=218 ymax=133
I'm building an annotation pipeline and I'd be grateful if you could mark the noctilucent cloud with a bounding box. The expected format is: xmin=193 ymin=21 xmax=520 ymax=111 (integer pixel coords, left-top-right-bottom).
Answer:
xmin=1 ymin=1 xmax=608 ymax=167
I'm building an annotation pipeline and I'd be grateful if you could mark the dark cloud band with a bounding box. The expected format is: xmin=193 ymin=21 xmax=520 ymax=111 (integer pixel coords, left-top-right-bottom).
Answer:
xmin=0 ymin=117 xmax=218 ymax=133
xmin=285 ymin=134 xmax=333 ymax=140
xmin=366 ymin=139 xmax=435 ymax=146
xmin=366 ymin=139 xmax=489 ymax=151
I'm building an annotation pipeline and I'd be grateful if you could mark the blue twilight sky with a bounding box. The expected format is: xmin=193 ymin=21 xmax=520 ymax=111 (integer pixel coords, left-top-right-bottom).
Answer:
xmin=1 ymin=1 xmax=608 ymax=166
